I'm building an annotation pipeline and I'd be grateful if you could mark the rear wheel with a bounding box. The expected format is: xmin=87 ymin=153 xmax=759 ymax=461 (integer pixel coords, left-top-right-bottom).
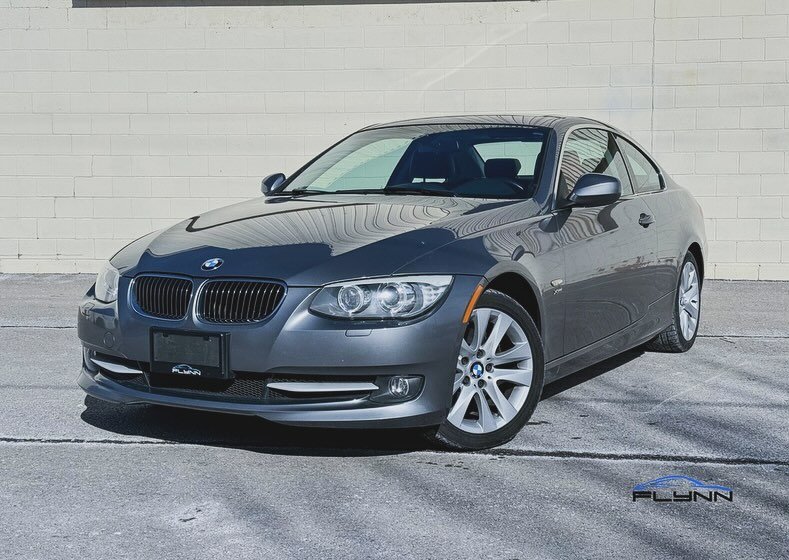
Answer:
xmin=645 ymin=252 xmax=701 ymax=353
xmin=425 ymin=290 xmax=544 ymax=451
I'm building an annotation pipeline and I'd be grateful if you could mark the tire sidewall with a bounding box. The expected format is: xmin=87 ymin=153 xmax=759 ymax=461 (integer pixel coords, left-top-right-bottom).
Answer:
xmin=433 ymin=289 xmax=545 ymax=450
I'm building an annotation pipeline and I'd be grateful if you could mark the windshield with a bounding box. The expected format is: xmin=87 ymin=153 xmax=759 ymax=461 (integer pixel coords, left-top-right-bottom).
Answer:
xmin=282 ymin=125 xmax=549 ymax=199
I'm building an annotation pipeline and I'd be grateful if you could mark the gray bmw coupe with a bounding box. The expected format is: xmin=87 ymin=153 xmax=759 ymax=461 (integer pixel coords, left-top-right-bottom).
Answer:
xmin=78 ymin=115 xmax=705 ymax=450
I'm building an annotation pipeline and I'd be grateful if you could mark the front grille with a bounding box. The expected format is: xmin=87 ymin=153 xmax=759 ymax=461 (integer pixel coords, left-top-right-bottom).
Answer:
xmin=149 ymin=372 xmax=268 ymax=400
xmin=198 ymin=280 xmax=285 ymax=324
xmin=133 ymin=275 xmax=193 ymax=320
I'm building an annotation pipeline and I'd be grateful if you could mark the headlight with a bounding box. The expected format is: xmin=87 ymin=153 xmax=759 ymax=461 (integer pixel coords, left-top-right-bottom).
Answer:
xmin=310 ymin=275 xmax=452 ymax=319
xmin=94 ymin=261 xmax=120 ymax=303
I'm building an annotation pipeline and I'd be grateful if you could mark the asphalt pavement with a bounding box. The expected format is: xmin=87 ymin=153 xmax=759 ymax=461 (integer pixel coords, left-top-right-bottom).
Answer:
xmin=1 ymin=275 xmax=787 ymax=559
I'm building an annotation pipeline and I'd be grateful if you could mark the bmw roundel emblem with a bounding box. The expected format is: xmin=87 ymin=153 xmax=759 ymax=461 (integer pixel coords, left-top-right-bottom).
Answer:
xmin=470 ymin=362 xmax=484 ymax=379
xmin=201 ymin=258 xmax=224 ymax=271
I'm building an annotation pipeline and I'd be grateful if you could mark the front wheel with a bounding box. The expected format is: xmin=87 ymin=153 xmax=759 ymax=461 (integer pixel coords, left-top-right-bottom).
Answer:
xmin=425 ymin=289 xmax=545 ymax=451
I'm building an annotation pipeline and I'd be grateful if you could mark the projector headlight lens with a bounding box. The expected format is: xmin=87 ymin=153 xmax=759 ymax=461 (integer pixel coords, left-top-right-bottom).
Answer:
xmin=337 ymin=284 xmax=371 ymax=314
xmin=310 ymin=276 xmax=452 ymax=319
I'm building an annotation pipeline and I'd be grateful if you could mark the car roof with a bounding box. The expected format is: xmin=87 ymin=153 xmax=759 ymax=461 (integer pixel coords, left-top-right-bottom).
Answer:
xmin=361 ymin=114 xmax=615 ymax=134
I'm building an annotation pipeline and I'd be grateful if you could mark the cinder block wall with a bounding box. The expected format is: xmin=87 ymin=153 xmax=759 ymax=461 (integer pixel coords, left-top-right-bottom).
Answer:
xmin=0 ymin=0 xmax=787 ymax=279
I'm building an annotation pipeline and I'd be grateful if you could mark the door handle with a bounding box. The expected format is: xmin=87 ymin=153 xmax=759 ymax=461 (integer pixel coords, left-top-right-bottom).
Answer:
xmin=639 ymin=213 xmax=655 ymax=227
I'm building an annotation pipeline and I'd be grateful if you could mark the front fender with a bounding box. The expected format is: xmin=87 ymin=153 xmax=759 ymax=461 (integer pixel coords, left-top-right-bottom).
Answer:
xmin=395 ymin=218 xmax=565 ymax=362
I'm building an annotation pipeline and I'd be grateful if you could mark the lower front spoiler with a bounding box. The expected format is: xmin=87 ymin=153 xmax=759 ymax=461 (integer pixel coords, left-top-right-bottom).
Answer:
xmin=78 ymin=369 xmax=447 ymax=429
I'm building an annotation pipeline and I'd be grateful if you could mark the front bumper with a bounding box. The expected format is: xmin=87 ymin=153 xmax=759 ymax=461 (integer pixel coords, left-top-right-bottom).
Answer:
xmin=78 ymin=368 xmax=445 ymax=428
xmin=77 ymin=275 xmax=482 ymax=429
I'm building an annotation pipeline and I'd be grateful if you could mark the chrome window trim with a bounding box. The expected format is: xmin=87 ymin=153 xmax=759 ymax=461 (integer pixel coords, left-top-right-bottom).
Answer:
xmin=128 ymin=273 xmax=195 ymax=322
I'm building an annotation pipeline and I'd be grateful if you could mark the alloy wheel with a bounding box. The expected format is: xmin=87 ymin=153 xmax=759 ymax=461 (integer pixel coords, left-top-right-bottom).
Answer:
xmin=449 ymin=308 xmax=533 ymax=434
xmin=678 ymin=261 xmax=700 ymax=341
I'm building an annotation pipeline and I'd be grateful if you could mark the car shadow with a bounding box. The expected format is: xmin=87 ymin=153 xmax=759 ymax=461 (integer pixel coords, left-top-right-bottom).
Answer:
xmin=80 ymin=348 xmax=644 ymax=456
xmin=541 ymin=348 xmax=645 ymax=400
xmin=80 ymin=395 xmax=429 ymax=457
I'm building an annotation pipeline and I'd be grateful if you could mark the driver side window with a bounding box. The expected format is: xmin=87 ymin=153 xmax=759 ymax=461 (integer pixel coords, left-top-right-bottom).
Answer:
xmin=558 ymin=128 xmax=633 ymax=200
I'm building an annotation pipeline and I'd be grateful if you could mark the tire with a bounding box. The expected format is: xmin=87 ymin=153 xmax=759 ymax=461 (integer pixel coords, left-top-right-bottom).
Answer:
xmin=424 ymin=289 xmax=545 ymax=451
xmin=645 ymin=251 xmax=702 ymax=353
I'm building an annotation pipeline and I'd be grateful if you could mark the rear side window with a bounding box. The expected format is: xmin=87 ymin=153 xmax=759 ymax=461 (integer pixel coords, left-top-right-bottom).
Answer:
xmin=618 ymin=138 xmax=662 ymax=194
xmin=558 ymin=128 xmax=633 ymax=200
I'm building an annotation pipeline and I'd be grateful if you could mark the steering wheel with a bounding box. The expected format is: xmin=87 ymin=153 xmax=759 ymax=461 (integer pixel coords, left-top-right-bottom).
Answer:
xmin=445 ymin=177 xmax=529 ymax=198
xmin=496 ymin=178 xmax=527 ymax=193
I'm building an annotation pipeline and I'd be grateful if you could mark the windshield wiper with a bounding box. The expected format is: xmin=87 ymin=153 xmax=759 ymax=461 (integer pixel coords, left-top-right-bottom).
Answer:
xmin=383 ymin=185 xmax=456 ymax=197
xmin=270 ymin=187 xmax=328 ymax=197
xmin=320 ymin=187 xmax=456 ymax=197
xmin=273 ymin=186 xmax=456 ymax=197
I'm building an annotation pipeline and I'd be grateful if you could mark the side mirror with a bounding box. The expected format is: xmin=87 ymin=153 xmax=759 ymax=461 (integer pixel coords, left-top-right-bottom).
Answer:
xmin=567 ymin=173 xmax=621 ymax=207
xmin=261 ymin=173 xmax=286 ymax=195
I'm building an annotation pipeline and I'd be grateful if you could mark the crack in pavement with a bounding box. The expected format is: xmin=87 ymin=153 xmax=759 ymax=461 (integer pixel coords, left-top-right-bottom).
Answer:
xmin=697 ymin=334 xmax=789 ymax=339
xmin=477 ymin=448 xmax=789 ymax=466
xmin=1 ymin=437 xmax=786 ymax=466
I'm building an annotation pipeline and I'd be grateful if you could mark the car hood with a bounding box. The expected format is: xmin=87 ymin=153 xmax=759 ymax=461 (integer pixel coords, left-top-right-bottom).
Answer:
xmin=112 ymin=194 xmax=541 ymax=285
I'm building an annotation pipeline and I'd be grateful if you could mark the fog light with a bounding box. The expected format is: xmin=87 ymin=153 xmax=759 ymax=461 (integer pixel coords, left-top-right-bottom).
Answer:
xmin=389 ymin=376 xmax=410 ymax=398
xmin=370 ymin=375 xmax=424 ymax=403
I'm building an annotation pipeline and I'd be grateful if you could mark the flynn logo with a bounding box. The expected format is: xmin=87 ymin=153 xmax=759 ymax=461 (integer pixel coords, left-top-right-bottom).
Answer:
xmin=632 ymin=475 xmax=733 ymax=503
xmin=201 ymin=258 xmax=224 ymax=271
xmin=171 ymin=364 xmax=202 ymax=376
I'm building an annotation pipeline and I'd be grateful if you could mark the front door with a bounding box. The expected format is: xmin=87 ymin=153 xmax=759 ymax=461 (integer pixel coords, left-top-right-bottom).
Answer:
xmin=554 ymin=128 xmax=659 ymax=355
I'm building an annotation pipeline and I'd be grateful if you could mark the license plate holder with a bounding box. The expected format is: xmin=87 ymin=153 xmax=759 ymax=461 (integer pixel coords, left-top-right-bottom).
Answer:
xmin=150 ymin=330 xmax=229 ymax=379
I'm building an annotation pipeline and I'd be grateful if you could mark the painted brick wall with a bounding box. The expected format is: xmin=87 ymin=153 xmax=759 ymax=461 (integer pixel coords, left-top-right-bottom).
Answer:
xmin=0 ymin=0 xmax=788 ymax=279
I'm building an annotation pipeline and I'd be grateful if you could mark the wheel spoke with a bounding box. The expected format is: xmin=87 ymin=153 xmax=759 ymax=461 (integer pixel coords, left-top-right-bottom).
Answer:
xmin=684 ymin=284 xmax=699 ymax=301
xmin=686 ymin=313 xmax=697 ymax=336
xmin=484 ymin=382 xmax=518 ymax=423
xmin=491 ymin=365 xmax=532 ymax=387
xmin=447 ymin=385 xmax=475 ymax=427
xmin=471 ymin=309 xmax=490 ymax=351
xmin=684 ymin=299 xmax=699 ymax=318
xmin=452 ymin=372 xmax=464 ymax=394
xmin=482 ymin=313 xmax=512 ymax=355
xmin=687 ymin=267 xmax=696 ymax=288
xmin=491 ymin=341 xmax=531 ymax=365
xmin=476 ymin=393 xmax=498 ymax=432
xmin=682 ymin=265 xmax=692 ymax=291
xmin=679 ymin=310 xmax=688 ymax=337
